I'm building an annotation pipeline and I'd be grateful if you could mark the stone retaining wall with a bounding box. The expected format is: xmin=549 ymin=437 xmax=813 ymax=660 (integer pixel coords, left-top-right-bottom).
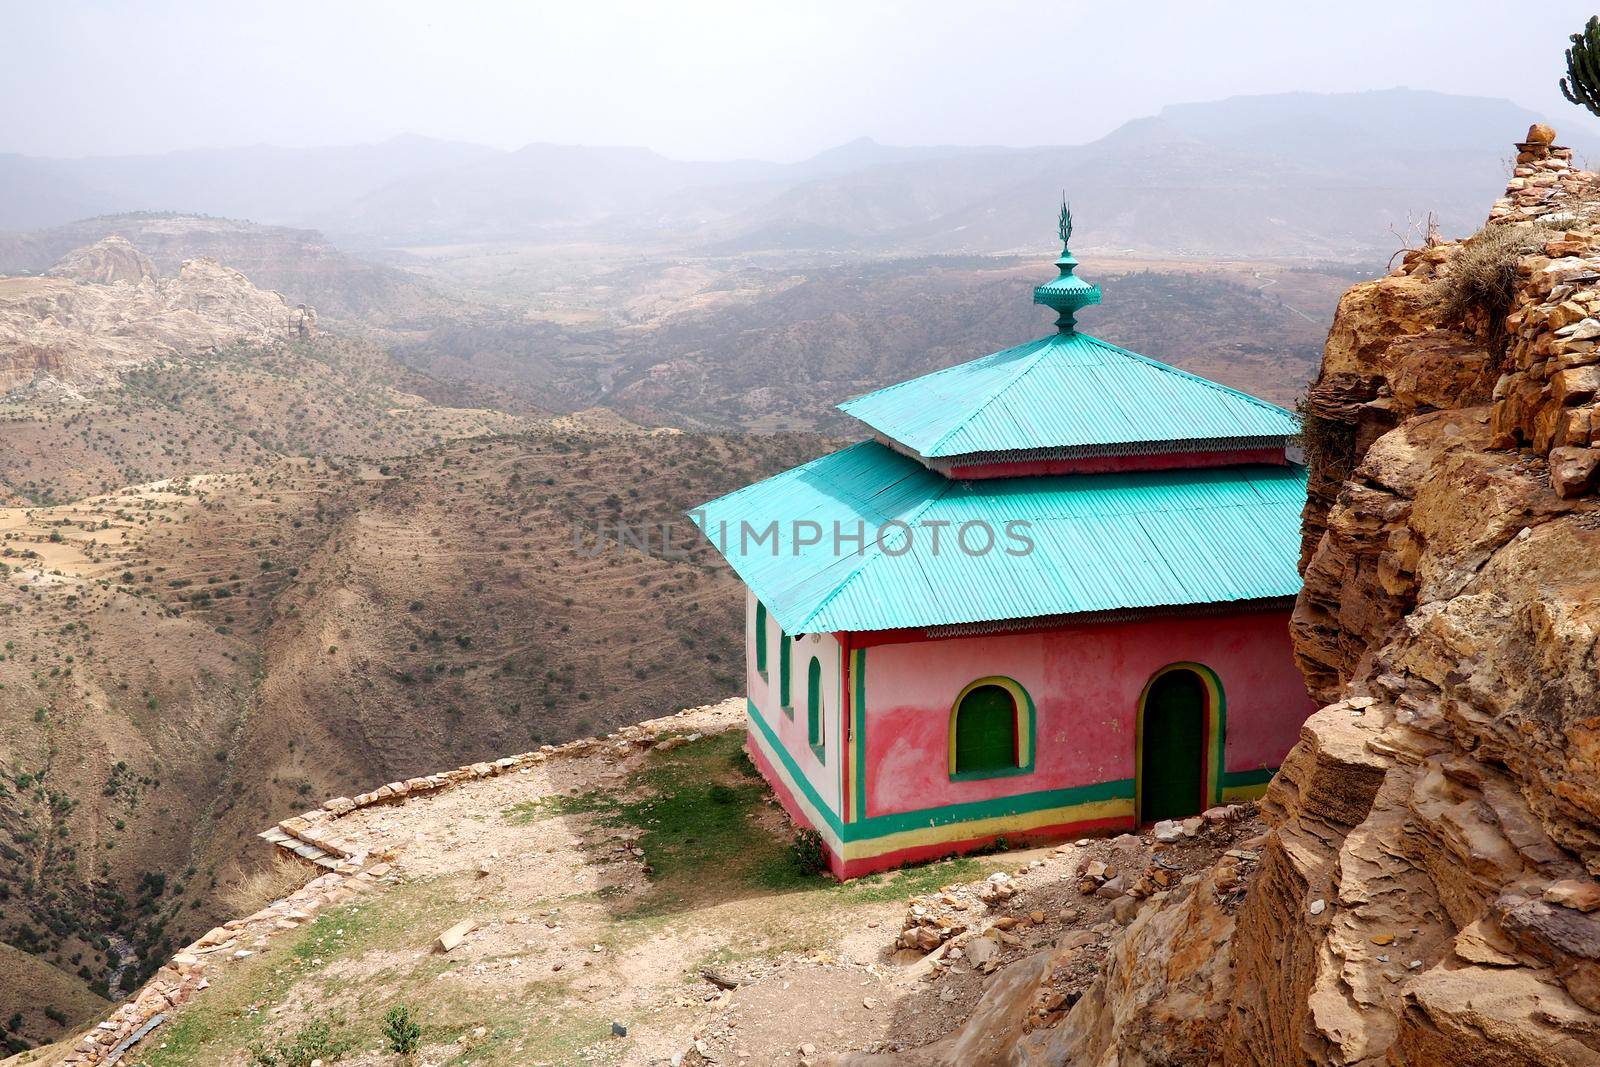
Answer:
xmin=1482 ymin=132 xmax=1600 ymax=494
xmin=35 ymin=703 xmax=737 ymax=1066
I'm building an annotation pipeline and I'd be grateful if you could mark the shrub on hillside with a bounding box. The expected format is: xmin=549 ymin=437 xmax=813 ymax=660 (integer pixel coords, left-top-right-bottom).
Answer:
xmin=1429 ymin=224 xmax=1549 ymax=335
xmin=249 ymin=1016 xmax=352 ymax=1067
xmin=1292 ymin=393 xmax=1358 ymax=486
xmin=791 ymin=827 xmax=828 ymax=875
xmin=383 ymin=1004 xmax=422 ymax=1057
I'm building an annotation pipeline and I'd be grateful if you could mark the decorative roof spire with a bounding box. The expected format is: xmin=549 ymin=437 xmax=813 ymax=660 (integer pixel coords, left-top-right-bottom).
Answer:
xmin=1033 ymin=196 xmax=1101 ymax=333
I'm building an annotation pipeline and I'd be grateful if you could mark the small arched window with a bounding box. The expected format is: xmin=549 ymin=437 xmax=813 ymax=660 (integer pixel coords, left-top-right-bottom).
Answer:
xmin=754 ymin=601 xmax=768 ymax=677
xmin=779 ymin=632 xmax=793 ymax=714
xmin=806 ymin=657 xmax=825 ymax=758
xmin=949 ymin=677 xmax=1033 ymax=779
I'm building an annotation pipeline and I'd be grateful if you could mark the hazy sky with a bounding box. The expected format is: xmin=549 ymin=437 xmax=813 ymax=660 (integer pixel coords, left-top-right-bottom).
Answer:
xmin=6 ymin=1 xmax=1600 ymax=160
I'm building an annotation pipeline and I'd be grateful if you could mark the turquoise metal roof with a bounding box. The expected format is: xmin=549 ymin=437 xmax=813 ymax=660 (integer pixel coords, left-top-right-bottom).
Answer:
xmin=836 ymin=330 xmax=1301 ymax=460
xmin=691 ymin=440 xmax=1307 ymax=635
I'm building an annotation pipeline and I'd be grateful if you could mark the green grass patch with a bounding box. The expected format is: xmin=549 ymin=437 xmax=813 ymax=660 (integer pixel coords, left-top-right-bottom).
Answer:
xmin=138 ymin=1003 xmax=226 ymax=1066
xmin=140 ymin=882 xmax=464 ymax=1067
xmin=503 ymin=791 xmax=614 ymax=822
xmin=830 ymin=857 xmax=983 ymax=903
xmin=505 ymin=732 xmax=828 ymax=915
xmin=287 ymin=898 xmax=394 ymax=970
xmin=436 ymin=1009 xmax=620 ymax=1067
xmin=503 ymin=732 xmax=1010 ymax=919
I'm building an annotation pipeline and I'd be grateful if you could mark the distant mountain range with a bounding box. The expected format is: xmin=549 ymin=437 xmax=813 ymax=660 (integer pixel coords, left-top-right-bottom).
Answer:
xmin=4 ymin=89 xmax=1595 ymax=258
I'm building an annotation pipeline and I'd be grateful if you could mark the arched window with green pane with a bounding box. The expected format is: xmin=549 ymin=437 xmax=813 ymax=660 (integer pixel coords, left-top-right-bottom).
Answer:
xmin=778 ymin=632 xmax=793 ymax=715
xmin=949 ymin=677 xmax=1034 ymax=780
xmin=806 ymin=656 xmax=824 ymax=759
xmin=754 ymin=601 xmax=768 ymax=678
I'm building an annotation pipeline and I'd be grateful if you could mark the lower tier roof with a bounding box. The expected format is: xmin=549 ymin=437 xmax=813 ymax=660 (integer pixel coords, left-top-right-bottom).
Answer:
xmin=691 ymin=440 xmax=1308 ymax=635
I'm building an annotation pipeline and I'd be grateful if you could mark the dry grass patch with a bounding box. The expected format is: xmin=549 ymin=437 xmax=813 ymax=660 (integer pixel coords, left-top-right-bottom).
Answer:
xmin=217 ymin=854 xmax=316 ymax=920
xmin=1429 ymin=224 xmax=1542 ymax=328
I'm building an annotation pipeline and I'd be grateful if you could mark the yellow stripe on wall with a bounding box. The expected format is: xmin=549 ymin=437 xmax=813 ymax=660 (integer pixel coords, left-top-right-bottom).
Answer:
xmin=840 ymin=796 xmax=1133 ymax=861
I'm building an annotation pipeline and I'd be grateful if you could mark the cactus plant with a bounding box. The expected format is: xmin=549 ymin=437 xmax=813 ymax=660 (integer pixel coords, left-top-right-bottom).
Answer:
xmin=1561 ymin=15 xmax=1600 ymax=117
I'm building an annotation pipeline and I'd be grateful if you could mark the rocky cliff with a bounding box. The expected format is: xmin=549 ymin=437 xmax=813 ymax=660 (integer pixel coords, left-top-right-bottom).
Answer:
xmin=0 ymin=236 xmax=314 ymax=396
xmin=43 ymin=235 xmax=159 ymax=287
xmin=890 ymin=128 xmax=1600 ymax=1065
xmin=0 ymin=215 xmax=456 ymax=327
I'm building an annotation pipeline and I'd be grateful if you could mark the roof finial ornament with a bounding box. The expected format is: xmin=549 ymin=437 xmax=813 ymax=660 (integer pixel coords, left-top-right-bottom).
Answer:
xmin=1034 ymin=194 xmax=1100 ymax=333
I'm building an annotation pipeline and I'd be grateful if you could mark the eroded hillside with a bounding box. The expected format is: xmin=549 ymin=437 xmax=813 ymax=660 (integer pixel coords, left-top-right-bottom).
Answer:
xmin=1 ymin=217 xmax=1356 ymax=437
xmin=394 ymin=252 xmax=1354 ymax=429
xmin=0 ymin=236 xmax=539 ymax=503
xmin=0 ymin=420 xmax=820 ymax=1051
xmin=0 ymin=237 xmax=313 ymax=397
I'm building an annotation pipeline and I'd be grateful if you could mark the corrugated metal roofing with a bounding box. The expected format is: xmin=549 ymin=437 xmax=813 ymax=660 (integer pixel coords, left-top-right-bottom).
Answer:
xmin=691 ymin=440 xmax=1307 ymax=635
xmin=836 ymin=330 xmax=1300 ymax=459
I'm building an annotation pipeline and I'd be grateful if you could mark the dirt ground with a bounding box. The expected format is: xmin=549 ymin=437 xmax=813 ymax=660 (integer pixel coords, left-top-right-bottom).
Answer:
xmin=63 ymin=699 xmax=1264 ymax=1067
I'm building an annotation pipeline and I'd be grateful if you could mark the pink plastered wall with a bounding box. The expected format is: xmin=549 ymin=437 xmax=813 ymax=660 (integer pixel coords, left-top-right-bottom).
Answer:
xmin=747 ymin=590 xmax=844 ymax=817
xmin=859 ymin=609 xmax=1313 ymax=819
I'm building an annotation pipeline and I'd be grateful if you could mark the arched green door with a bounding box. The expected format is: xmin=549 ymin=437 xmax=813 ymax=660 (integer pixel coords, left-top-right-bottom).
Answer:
xmin=1140 ymin=669 xmax=1206 ymax=823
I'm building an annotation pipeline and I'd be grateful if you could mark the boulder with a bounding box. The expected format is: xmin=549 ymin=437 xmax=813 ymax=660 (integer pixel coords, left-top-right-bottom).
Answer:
xmin=1550 ymin=445 xmax=1600 ymax=497
xmin=434 ymin=919 xmax=476 ymax=953
xmin=1545 ymin=880 xmax=1600 ymax=914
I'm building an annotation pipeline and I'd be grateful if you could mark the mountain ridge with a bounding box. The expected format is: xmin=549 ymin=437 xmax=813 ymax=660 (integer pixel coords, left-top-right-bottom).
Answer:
xmin=5 ymin=89 xmax=1594 ymax=256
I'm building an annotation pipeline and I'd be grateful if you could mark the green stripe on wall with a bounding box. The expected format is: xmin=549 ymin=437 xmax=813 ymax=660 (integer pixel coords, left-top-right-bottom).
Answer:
xmin=1222 ymin=767 xmax=1277 ymax=788
xmin=855 ymin=775 xmax=1132 ymax=840
xmin=746 ymin=699 xmax=1134 ymax=845
xmin=747 ymin=698 xmax=845 ymax=835
xmin=852 ymin=647 xmax=867 ymax=823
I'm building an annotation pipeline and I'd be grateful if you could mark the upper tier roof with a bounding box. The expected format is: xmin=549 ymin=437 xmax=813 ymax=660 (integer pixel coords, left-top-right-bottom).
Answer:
xmin=836 ymin=328 xmax=1301 ymax=460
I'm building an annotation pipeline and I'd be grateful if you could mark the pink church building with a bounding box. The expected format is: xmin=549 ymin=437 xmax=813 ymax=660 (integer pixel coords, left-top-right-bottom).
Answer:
xmin=694 ymin=209 xmax=1316 ymax=878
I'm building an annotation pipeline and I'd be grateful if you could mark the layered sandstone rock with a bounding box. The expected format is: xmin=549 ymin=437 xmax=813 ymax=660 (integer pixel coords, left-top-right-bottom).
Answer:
xmin=890 ymin=128 xmax=1600 ymax=1065
xmin=0 ymin=236 xmax=314 ymax=395
xmin=45 ymin=234 xmax=159 ymax=285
